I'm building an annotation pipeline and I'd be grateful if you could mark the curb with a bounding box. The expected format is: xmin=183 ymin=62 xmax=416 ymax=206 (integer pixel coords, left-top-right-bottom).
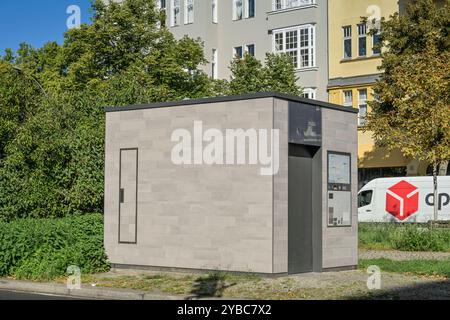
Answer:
xmin=0 ymin=279 xmax=187 ymax=300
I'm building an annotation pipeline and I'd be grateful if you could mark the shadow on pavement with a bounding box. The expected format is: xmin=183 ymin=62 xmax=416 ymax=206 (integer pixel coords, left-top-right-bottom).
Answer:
xmin=187 ymin=272 xmax=236 ymax=299
xmin=346 ymin=279 xmax=450 ymax=300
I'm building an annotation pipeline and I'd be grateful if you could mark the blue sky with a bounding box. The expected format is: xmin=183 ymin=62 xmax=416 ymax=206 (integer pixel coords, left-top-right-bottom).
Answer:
xmin=0 ymin=0 xmax=93 ymax=54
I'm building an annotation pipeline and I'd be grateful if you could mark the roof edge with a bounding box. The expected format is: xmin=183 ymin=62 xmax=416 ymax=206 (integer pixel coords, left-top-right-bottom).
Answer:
xmin=104 ymin=92 xmax=358 ymax=114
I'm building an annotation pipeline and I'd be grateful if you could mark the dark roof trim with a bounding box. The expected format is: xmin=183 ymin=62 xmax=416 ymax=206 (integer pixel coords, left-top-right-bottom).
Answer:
xmin=328 ymin=73 xmax=382 ymax=88
xmin=104 ymin=92 xmax=358 ymax=114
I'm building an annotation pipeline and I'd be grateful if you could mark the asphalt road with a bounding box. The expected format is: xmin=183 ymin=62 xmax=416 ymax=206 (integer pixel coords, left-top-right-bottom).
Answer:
xmin=0 ymin=289 xmax=87 ymax=300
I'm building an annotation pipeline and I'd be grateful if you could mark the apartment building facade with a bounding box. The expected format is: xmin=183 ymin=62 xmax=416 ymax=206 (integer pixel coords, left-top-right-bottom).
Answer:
xmin=159 ymin=0 xmax=329 ymax=101
xmin=328 ymin=0 xmax=408 ymax=187
xmin=327 ymin=0 xmax=450 ymax=187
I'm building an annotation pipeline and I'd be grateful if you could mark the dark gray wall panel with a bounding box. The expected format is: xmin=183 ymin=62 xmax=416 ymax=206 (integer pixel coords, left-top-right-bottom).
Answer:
xmin=289 ymin=102 xmax=322 ymax=146
xmin=288 ymin=149 xmax=313 ymax=274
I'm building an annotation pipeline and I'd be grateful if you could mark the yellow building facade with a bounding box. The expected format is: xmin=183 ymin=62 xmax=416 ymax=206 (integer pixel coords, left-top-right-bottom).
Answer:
xmin=327 ymin=0 xmax=434 ymax=188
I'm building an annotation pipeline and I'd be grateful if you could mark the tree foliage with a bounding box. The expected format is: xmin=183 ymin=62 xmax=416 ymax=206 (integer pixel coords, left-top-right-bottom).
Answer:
xmin=0 ymin=0 xmax=301 ymax=221
xmin=366 ymin=0 xmax=450 ymax=166
xmin=0 ymin=61 xmax=45 ymax=160
xmin=229 ymin=53 xmax=301 ymax=95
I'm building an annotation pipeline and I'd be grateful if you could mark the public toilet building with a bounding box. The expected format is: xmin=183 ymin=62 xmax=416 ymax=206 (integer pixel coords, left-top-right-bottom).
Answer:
xmin=104 ymin=93 xmax=358 ymax=275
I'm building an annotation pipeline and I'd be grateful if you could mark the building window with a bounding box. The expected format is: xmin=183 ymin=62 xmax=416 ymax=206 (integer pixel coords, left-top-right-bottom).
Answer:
xmin=373 ymin=29 xmax=381 ymax=55
xmin=233 ymin=0 xmax=243 ymax=20
xmin=285 ymin=30 xmax=298 ymax=68
xmin=358 ymin=89 xmax=368 ymax=126
xmin=301 ymin=88 xmax=317 ymax=100
xmin=234 ymin=46 xmax=243 ymax=58
xmin=157 ymin=0 xmax=166 ymax=9
xmin=274 ymin=0 xmax=282 ymax=10
xmin=184 ymin=0 xmax=194 ymax=24
xmin=273 ymin=25 xmax=315 ymax=69
xmin=246 ymin=44 xmax=255 ymax=56
xmin=274 ymin=32 xmax=284 ymax=51
xmin=212 ymin=0 xmax=218 ymax=23
xmin=343 ymin=90 xmax=353 ymax=107
xmin=212 ymin=49 xmax=218 ymax=79
xmin=358 ymin=167 xmax=407 ymax=189
xmin=170 ymin=0 xmax=180 ymax=26
xmin=358 ymin=24 xmax=367 ymax=57
xmin=299 ymin=27 xmax=314 ymax=68
xmin=343 ymin=26 xmax=352 ymax=59
xmin=156 ymin=1 xmax=166 ymax=29
xmin=273 ymin=0 xmax=315 ymax=11
xmin=245 ymin=0 xmax=255 ymax=18
xmin=373 ymin=90 xmax=381 ymax=103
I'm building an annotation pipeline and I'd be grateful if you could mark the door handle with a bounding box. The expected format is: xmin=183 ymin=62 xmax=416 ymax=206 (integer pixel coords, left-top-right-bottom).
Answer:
xmin=120 ymin=189 xmax=125 ymax=203
xmin=366 ymin=209 xmax=372 ymax=212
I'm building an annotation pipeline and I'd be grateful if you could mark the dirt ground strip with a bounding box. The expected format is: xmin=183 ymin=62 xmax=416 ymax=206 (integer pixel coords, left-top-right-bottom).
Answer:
xmin=359 ymin=249 xmax=450 ymax=261
xmin=86 ymin=267 xmax=450 ymax=300
xmin=278 ymin=270 xmax=449 ymax=300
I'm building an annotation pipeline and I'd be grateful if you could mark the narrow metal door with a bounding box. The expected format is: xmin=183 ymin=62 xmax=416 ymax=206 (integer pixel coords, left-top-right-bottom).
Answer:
xmin=288 ymin=155 xmax=313 ymax=274
xmin=119 ymin=148 xmax=138 ymax=244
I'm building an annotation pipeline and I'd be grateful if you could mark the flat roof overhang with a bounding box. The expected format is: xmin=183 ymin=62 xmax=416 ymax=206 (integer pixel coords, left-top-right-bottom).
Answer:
xmin=104 ymin=92 xmax=358 ymax=114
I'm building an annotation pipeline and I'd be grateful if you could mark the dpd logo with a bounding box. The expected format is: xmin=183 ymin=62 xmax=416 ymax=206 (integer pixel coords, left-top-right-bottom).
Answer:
xmin=385 ymin=180 xmax=419 ymax=221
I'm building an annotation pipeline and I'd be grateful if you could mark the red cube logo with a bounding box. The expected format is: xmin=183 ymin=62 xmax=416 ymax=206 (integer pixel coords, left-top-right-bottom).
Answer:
xmin=386 ymin=180 xmax=419 ymax=221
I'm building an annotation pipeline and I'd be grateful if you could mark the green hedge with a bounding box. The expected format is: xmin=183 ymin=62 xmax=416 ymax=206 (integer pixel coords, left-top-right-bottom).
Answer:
xmin=359 ymin=223 xmax=450 ymax=252
xmin=0 ymin=214 xmax=110 ymax=280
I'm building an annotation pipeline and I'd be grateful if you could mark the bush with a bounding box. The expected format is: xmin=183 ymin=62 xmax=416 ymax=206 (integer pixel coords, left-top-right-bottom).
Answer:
xmin=359 ymin=223 xmax=399 ymax=249
xmin=391 ymin=225 xmax=449 ymax=252
xmin=359 ymin=223 xmax=450 ymax=252
xmin=0 ymin=214 xmax=110 ymax=280
xmin=0 ymin=93 xmax=106 ymax=221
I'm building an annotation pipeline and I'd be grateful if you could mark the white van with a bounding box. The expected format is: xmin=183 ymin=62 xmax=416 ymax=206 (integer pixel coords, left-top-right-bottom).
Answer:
xmin=358 ymin=176 xmax=450 ymax=223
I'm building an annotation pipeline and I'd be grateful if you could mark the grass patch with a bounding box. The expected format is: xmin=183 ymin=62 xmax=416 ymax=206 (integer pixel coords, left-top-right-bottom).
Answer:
xmin=54 ymin=267 xmax=449 ymax=300
xmin=78 ymin=273 xmax=197 ymax=296
xmin=70 ymin=272 xmax=321 ymax=300
xmin=73 ymin=271 xmax=263 ymax=297
xmin=64 ymin=271 xmax=318 ymax=299
xmin=359 ymin=223 xmax=450 ymax=252
xmin=359 ymin=258 xmax=450 ymax=278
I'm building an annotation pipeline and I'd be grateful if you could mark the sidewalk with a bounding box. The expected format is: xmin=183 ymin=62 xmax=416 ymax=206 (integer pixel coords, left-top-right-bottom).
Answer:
xmin=2 ymin=265 xmax=449 ymax=300
xmin=0 ymin=278 xmax=189 ymax=300
xmin=359 ymin=249 xmax=450 ymax=261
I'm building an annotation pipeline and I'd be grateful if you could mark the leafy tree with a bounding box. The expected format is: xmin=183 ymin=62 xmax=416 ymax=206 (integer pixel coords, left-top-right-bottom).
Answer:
xmin=229 ymin=53 xmax=265 ymax=94
xmin=0 ymin=61 xmax=46 ymax=160
xmin=0 ymin=0 xmax=303 ymax=220
xmin=228 ymin=53 xmax=301 ymax=95
xmin=365 ymin=0 xmax=450 ymax=221
xmin=263 ymin=53 xmax=301 ymax=95
xmin=0 ymin=91 xmax=105 ymax=220
xmin=0 ymin=0 xmax=215 ymax=220
xmin=60 ymin=0 xmax=213 ymax=100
